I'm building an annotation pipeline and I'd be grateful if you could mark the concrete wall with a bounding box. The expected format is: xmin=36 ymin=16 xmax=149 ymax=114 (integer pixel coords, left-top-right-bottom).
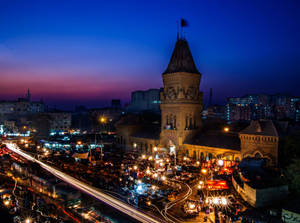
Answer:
xmin=232 ymin=175 xmax=288 ymax=208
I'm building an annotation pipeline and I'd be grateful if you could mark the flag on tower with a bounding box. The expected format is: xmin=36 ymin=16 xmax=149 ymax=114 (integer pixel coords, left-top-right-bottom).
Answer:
xmin=181 ymin=18 xmax=188 ymax=27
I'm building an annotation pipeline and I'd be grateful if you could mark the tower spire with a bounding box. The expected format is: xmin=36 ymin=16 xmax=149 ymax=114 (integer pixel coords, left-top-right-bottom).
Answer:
xmin=209 ymin=88 xmax=213 ymax=106
xmin=26 ymin=89 xmax=31 ymax=101
xmin=163 ymin=38 xmax=199 ymax=74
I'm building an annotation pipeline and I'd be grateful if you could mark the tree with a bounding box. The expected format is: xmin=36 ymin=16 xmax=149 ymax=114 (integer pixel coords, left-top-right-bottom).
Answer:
xmin=278 ymin=130 xmax=300 ymax=168
xmin=285 ymin=158 xmax=300 ymax=194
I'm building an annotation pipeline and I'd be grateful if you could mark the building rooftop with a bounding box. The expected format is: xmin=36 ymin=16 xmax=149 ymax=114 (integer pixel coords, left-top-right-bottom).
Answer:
xmin=240 ymin=120 xmax=278 ymax=137
xmin=185 ymin=133 xmax=241 ymax=151
xmin=163 ymin=39 xmax=200 ymax=75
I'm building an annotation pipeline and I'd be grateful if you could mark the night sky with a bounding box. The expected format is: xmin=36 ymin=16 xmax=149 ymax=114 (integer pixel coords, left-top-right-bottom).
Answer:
xmin=0 ymin=0 xmax=299 ymax=109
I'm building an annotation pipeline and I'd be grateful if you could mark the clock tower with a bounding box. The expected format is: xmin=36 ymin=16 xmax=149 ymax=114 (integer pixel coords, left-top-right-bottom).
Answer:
xmin=160 ymin=38 xmax=203 ymax=157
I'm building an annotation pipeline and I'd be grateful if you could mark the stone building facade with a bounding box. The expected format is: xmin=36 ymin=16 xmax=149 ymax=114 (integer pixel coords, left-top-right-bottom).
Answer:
xmin=239 ymin=120 xmax=279 ymax=166
xmin=160 ymin=39 xmax=203 ymax=156
xmin=116 ymin=37 xmax=279 ymax=166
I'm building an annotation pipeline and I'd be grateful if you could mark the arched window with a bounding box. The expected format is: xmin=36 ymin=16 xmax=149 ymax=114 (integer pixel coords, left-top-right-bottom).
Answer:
xmin=255 ymin=152 xmax=262 ymax=158
xmin=185 ymin=115 xmax=188 ymax=129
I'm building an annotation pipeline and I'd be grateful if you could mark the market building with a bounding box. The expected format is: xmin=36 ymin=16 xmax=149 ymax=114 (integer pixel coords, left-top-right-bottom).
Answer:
xmin=116 ymin=37 xmax=279 ymax=166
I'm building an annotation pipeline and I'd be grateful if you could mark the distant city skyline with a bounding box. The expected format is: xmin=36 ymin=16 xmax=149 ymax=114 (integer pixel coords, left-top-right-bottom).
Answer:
xmin=0 ymin=0 xmax=299 ymax=109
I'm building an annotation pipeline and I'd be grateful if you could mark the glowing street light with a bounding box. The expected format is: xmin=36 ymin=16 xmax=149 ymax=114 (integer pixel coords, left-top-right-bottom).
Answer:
xmin=133 ymin=165 xmax=138 ymax=170
xmin=148 ymin=156 xmax=153 ymax=161
xmin=188 ymin=203 xmax=196 ymax=209
xmin=224 ymin=127 xmax=230 ymax=132
xmin=153 ymin=146 xmax=158 ymax=152
xmin=99 ymin=116 xmax=107 ymax=123
xmin=161 ymin=175 xmax=166 ymax=181
xmin=201 ymin=168 xmax=207 ymax=175
xmin=213 ymin=197 xmax=219 ymax=205
xmin=218 ymin=159 xmax=224 ymax=166
xmin=25 ymin=218 xmax=31 ymax=223
xmin=3 ymin=200 xmax=10 ymax=206
xmin=133 ymin=143 xmax=137 ymax=148
xmin=141 ymin=154 xmax=146 ymax=159
xmin=77 ymin=141 xmax=82 ymax=145
xmin=221 ymin=197 xmax=228 ymax=205
xmin=146 ymin=169 xmax=151 ymax=174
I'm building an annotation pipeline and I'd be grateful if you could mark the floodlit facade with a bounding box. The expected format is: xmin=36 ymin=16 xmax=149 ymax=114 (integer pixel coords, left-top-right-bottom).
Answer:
xmin=117 ymin=37 xmax=279 ymax=166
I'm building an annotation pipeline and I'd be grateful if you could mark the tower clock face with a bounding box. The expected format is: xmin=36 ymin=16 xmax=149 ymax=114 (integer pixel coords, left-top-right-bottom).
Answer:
xmin=167 ymin=87 xmax=176 ymax=99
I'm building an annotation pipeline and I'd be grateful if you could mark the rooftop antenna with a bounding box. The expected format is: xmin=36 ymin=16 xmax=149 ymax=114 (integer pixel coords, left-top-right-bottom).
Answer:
xmin=209 ymin=88 xmax=213 ymax=106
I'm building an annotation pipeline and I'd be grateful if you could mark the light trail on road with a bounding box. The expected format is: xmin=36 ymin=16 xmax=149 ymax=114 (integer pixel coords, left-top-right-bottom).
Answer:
xmin=162 ymin=181 xmax=192 ymax=223
xmin=5 ymin=143 xmax=163 ymax=223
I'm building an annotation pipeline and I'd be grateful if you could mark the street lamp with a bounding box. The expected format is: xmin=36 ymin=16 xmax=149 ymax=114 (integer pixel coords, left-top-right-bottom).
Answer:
xmin=224 ymin=127 xmax=230 ymax=132
xmin=221 ymin=197 xmax=227 ymax=205
xmin=99 ymin=116 xmax=107 ymax=123
xmin=218 ymin=159 xmax=224 ymax=166
xmin=3 ymin=200 xmax=10 ymax=206
xmin=201 ymin=168 xmax=207 ymax=175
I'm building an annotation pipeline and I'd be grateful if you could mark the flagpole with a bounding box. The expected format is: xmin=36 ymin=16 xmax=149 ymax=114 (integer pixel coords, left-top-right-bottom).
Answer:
xmin=181 ymin=18 xmax=183 ymax=39
xmin=177 ymin=20 xmax=179 ymax=40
